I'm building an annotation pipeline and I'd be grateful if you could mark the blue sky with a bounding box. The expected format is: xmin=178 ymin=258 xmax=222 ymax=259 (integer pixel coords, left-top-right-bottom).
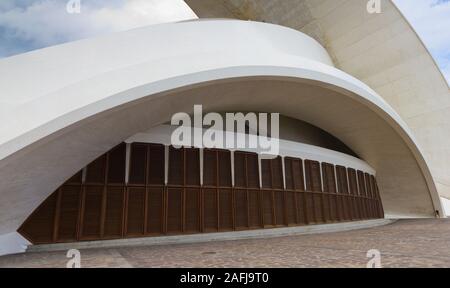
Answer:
xmin=0 ymin=0 xmax=449 ymax=83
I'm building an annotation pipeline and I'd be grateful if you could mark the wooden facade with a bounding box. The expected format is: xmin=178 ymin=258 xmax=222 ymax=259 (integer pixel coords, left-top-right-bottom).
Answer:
xmin=19 ymin=142 xmax=384 ymax=244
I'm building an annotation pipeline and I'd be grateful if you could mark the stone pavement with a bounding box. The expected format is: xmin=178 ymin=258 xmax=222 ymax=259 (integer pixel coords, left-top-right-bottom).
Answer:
xmin=1 ymin=219 xmax=450 ymax=268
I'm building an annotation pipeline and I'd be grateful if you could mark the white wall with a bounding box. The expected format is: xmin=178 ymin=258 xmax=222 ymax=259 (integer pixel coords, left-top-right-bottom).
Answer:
xmin=441 ymin=198 xmax=450 ymax=218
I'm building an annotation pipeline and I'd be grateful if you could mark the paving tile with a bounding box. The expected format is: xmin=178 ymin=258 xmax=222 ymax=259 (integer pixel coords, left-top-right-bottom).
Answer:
xmin=1 ymin=219 xmax=450 ymax=268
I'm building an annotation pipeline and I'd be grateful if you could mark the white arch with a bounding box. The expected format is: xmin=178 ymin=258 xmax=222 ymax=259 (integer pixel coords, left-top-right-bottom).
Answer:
xmin=0 ymin=20 xmax=443 ymax=254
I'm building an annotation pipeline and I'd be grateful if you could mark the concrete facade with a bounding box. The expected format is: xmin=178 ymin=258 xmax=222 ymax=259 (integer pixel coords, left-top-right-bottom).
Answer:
xmin=185 ymin=0 xmax=450 ymax=199
xmin=0 ymin=1 xmax=447 ymax=255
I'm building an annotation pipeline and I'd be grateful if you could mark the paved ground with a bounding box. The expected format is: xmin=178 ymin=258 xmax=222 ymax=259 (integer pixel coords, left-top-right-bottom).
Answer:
xmin=1 ymin=219 xmax=450 ymax=268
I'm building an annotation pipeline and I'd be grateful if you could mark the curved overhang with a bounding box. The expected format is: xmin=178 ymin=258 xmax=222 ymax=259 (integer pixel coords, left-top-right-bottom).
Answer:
xmin=185 ymin=0 xmax=450 ymax=201
xmin=0 ymin=20 xmax=443 ymax=254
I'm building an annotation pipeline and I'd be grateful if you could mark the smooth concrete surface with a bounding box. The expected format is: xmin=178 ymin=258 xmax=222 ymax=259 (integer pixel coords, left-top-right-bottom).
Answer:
xmin=27 ymin=219 xmax=395 ymax=253
xmin=184 ymin=0 xmax=450 ymax=200
xmin=0 ymin=20 xmax=442 ymax=255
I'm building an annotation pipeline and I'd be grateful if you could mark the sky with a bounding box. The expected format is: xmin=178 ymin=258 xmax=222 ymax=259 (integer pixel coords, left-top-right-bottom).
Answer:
xmin=0 ymin=0 xmax=448 ymax=83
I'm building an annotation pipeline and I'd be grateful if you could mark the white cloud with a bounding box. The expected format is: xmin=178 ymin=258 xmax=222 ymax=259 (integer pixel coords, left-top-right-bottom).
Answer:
xmin=394 ymin=0 xmax=450 ymax=84
xmin=0 ymin=0 xmax=197 ymax=57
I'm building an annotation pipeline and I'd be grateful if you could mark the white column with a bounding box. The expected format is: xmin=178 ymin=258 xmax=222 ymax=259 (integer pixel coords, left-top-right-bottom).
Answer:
xmin=281 ymin=156 xmax=286 ymax=190
xmin=302 ymin=160 xmax=307 ymax=191
xmin=164 ymin=145 xmax=169 ymax=185
xmin=319 ymin=162 xmax=324 ymax=192
xmin=333 ymin=165 xmax=339 ymax=193
xmin=199 ymin=148 xmax=204 ymax=186
xmin=81 ymin=167 xmax=87 ymax=184
xmin=355 ymin=170 xmax=360 ymax=196
xmin=125 ymin=142 xmax=131 ymax=184
xmin=258 ymin=154 xmax=263 ymax=188
xmin=346 ymin=168 xmax=351 ymax=194
xmin=230 ymin=151 xmax=235 ymax=187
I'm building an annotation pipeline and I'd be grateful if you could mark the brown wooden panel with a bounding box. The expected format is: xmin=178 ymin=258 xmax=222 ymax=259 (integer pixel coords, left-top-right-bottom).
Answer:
xmin=321 ymin=163 xmax=336 ymax=222
xmin=296 ymin=192 xmax=307 ymax=224
xmin=248 ymin=190 xmax=261 ymax=228
xmin=285 ymin=191 xmax=296 ymax=225
xmin=57 ymin=185 xmax=81 ymax=242
xmin=218 ymin=150 xmax=232 ymax=187
xmin=305 ymin=160 xmax=323 ymax=223
xmin=274 ymin=190 xmax=285 ymax=226
xmin=234 ymin=152 xmax=246 ymax=188
xmin=284 ymin=158 xmax=294 ymax=190
xmin=292 ymin=159 xmax=305 ymax=191
xmin=147 ymin=187 xmax=164 ymax=234
xmin=353 ymin=197 xmax=361 ymax=220
xmin=185 ymin=148 xmax=200 ymax=186
xmin=168 ymin=147 xmax=184 ymax=185
xmin=322 ymin=163 xmax=336 ymax=193
xmin=234 ymin=189 xmax=248 ymax=229
xmin=357 ymin=171 xmax=368 ymax=219
xmin=19 ymin=141 xmax=384 ymax=245
xmin=304 ymin=193 xmax=315 ymax=223
xmin=148 ymin=144 xmax=165 ymax=185
xmin=81 ymin=186 xmax=103 ymax=238
xmin=271 ymin=157 xmax=283 ymax=190
xmin=262 ymin=190 xmax=274 ymax=226
xmin=86 ymin=155 xmax=107 ymax=184
xmin=184 ymin=188 xmax=200 ymax=233
xmin=203 ymin=150 xmax=217 ymax=186
xmin=372 ymin=175 xmax=384 ymax=218
xmin=329 ymin=194 xmax=338 ymax=222
xmin=126 ymin=187 xmax=145 ymax=236
xmin=107 ymin=143 xmax=126 ymax=184
xmin=348 ymin=169 xmax=358 ymax=196
xmin=336 ymin=166 xmax=349 ymax=194
xmin=347 ymin=168 xmax=359 ymax=219
xmin=322 ymin=194 xmax=330 ymax=222
xmin=342 ymin=195 xmax=351 ymax=221
xmin=357 ymin=171 xmax=367 ymax=197
xmin=365 ymin=173 xmax=373 ymax=199
xmin=19 ymin=193 xmax=57 ymax=244
xmin=365 ymin=174 xmax=374 ymax=218
xmin=246 ymin=154 xmax=260 ymax=189
xmin=335 ymin=166 xmax=348 ymax=220
xmin=129 ymin=143 xmax=148 ymax=185
xmin=261 ymin=159 xmax=272 ymax=188
xmin=167 ymin=188 xmax=183 ymax=233
xmin=104 ymin=186 xmax=124 ymax=238
xmin=305 ymin=160 xmax=322 ymax=192
xmin=203 ymin=188 xmax=218 ymax=232
xmin=218 ymin=189 xmax=233 ymax=231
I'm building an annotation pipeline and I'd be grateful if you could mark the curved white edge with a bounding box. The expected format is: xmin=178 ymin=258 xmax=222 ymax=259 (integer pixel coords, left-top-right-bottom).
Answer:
xmin=0 ymin=62 xmax=440 ymax=213
xmin=128 ymin=125 xmax=376 ymax=174
xmin=0 ymin=232 xmax=31 ymax=256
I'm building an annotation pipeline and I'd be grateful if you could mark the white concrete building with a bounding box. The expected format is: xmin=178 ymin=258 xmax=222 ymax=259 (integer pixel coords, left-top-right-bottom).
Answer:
xmin=0 ymin=0 xmax=448 ymax=256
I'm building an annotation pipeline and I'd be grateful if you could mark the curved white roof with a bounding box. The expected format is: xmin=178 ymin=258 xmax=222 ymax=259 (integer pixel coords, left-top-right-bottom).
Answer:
xmin=0 ymin=19 xmax=443 ymax=254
